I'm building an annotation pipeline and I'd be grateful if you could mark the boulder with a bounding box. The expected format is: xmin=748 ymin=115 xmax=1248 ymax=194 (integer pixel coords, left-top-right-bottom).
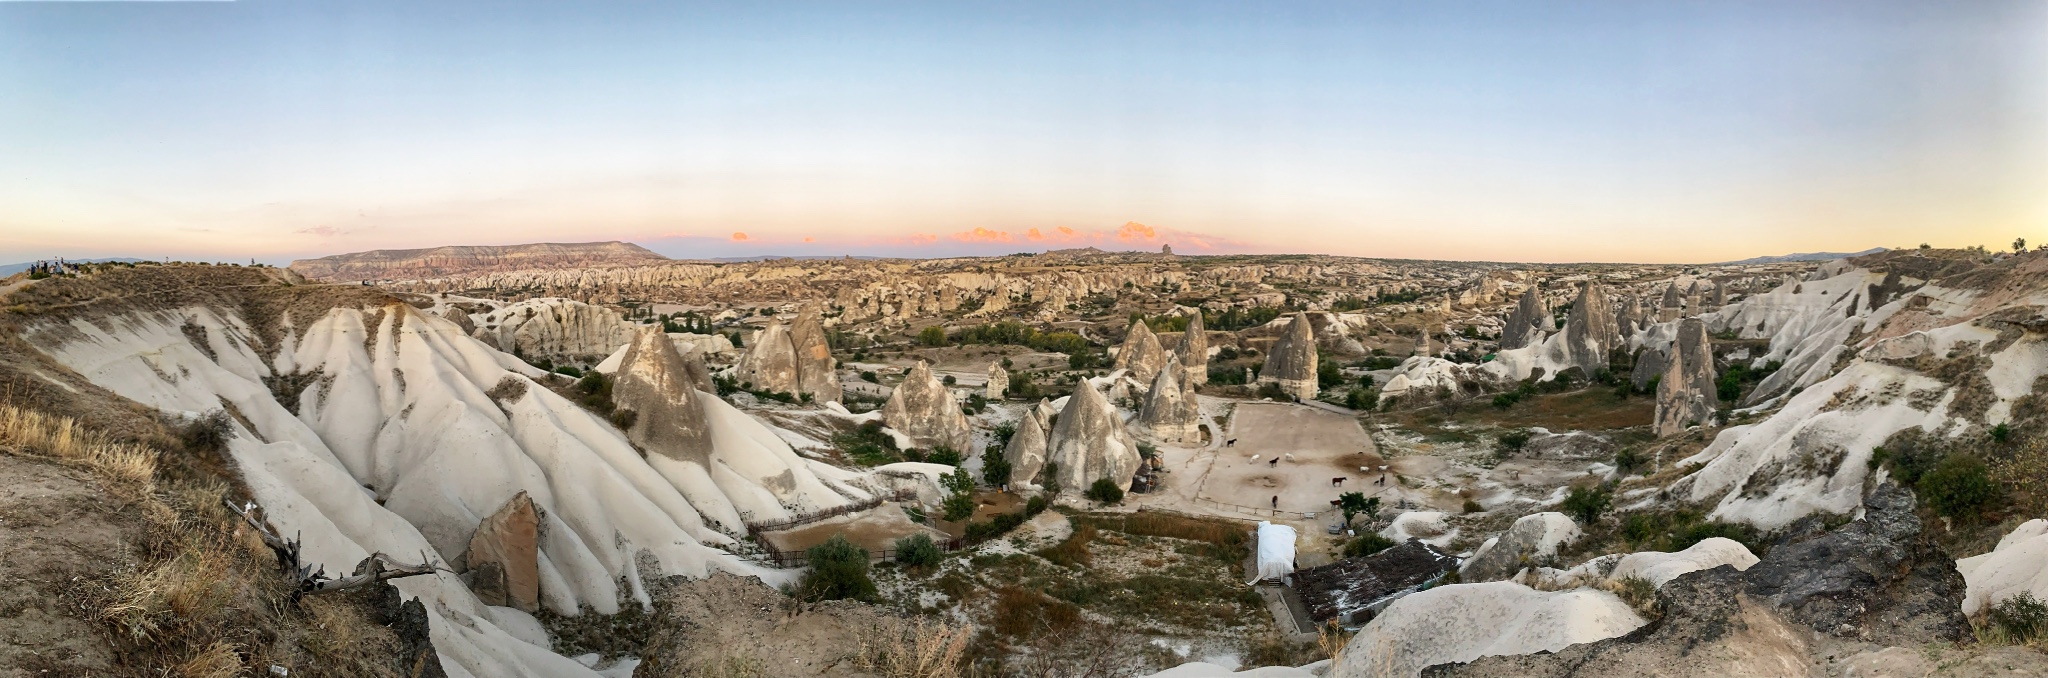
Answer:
xmin=1137 ymin=356 xmax=1201 ymax=443
xmin=985 ymin=362 xmax=1010 ymax=401
xmin=465 ymin=491 xmax=543 ymax=613
xmin=787 ymin=304 xmax=843 ymax=403
xmin=1005 ymin=411 xmax=1050 ymax=489
xmin=1653 ymin=318 xmax=1718 ymax=437
xmin=1177 ymin=311 xmax=1210 ymax=385
xmin=611 ymin=326 xmax=715 ymax=463
xmin=880 ymin=361 xmax=973 ymax=453
xmin=1501 ymin=287 xmax=1546 ymax=350
xmin=1046 ymin=380 xmax=1140 ymax=495
xmin=440 ymin=307 xmax=477 ymax=335
xmin=1563 ymin=283 xmax=1620 ymax=378
xmin=1259 ymin=312 xmax=1319 ymax=400
xmin=733 ymin=318 xmax=802 ymax=397
xmin=1460 ymin=512 xmax=1582 ymax=582
xmin=1114 ymin=320 xmax=1170 ymax=386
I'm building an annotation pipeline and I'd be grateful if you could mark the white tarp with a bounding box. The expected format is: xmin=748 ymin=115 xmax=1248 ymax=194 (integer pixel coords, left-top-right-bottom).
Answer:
xmin=1253 ymin=521 xmax=1297 ymax=583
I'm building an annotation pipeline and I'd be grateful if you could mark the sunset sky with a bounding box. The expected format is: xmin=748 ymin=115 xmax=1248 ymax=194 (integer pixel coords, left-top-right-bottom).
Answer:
xmin=2 ymin=1 xmax=2044 ymax=265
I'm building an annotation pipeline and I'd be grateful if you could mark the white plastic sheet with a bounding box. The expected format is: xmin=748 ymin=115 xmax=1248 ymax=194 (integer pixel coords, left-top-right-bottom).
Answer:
xmin=1253 ymin=521 xmax=1297 ymax=583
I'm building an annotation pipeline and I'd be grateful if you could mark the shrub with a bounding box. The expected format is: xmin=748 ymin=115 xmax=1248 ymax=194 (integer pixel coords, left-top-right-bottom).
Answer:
xmin=861 ymin=370 xmax=879 ymax=383
xmin=1084 ymin=478 xmax=1125 ymax=504
xmin=798 ymin=535 xmax=876 ymax=602
xmin=1025 ymin=495 xmax=1049 ymax=516
xmin=926 ymin=446 xmax=963 ymax=467
xmin=1041 ymin=461 xmax=1062 ymax=496
xmin=981 ymin=446 xmax=1012 ymax=487
xmin=1991 ymin=592 xmax=2048 ymax=643
xmin=1462 ymin=499 xmax=1484 ymax=514
xmin=893 ymin=533 xmax=942 ymax=569
xmin=1337 ymin=493 xmax=1378 ymax=524
xmin=1342 ymin=533 xmax=1396 ymax=558
xmin=1562 ymin=485 xmax=1613 ymax=524
xmin=1495 ymin=429 xmax=1533 ymax=457
xmin=1038 ymin=525 xmax=1095 ymax=567
xmin=1992 ymin=423 xmax=2013 ymax=444
xmin=942 ymin=374 xmax=957 ymax=386
xmin=177 ymin=410 xmax=235 ymax=453
xmin=1491 ymin=393 xmax=1520 ymax=410
xmin=1345 ymin=388 xmax=1378 ymax=411
xmin=1614 ymin=448 xmax=1645 ymax=475
xmin=918 ymin=326 xmax=948 ymax=346
xmin=1256 ymin=382 xmax=1293 ymax=402
xmin=1920 ymin=455 xmax=2002 ymax=523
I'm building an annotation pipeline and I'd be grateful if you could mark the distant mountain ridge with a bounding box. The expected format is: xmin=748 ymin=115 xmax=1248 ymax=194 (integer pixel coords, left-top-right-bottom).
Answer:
xmin=288 ymin=241 xmax=666 ymax=282
xmin=0 ymin=258 xmax=147 ymax=277
xmin=1716 ymin=247 xmax=1887 ymax=265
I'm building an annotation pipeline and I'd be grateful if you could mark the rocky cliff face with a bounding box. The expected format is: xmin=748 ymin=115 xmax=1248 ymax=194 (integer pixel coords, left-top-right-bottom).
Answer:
xmin=1501 ymin=287 xmax=1546 ymax=350
xmin=1563 ymin=283 xmax=1620 ymax=379
xmin=476 ymin=297 xmax=634 ymax=364
xmin=1047 ymin=380 xmax=1140 ymax=494
xmin=1177 ymin=311 xmax=1210 ymax=385
xmin=1654 ymin=318 xmax=1718 ymax=437
xmin=289 ymin=241 xmax=666 ymax=282
xmin=1137 ymin=356 xmax=1201 ymax=443
xmin=1113 ymin=320 xmax=1170 ymax=386
xmin=1260 ymin=312 xmax=1319 ymax=400
xmin=880 ymin=361 xmax=972 ymax=453
xmin=613 ymin=326 xmax=717 ymax=463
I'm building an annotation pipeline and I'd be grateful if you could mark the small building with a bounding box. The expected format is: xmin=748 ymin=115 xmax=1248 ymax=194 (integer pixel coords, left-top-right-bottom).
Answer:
xmin=1292 ymin=540 xmax=1460 ymax=627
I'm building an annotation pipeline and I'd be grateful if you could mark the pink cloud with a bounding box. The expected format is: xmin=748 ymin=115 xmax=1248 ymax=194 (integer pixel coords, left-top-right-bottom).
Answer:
xmin=1116 ymin=221 xmax=1158 ymax=242
xmin=731 ymin=232 xmax=750 ymax=241
xmin=951 ymin=227 xmax=1014 ymax=243
xmin=803 ymin=236 xmax=815 ymax=243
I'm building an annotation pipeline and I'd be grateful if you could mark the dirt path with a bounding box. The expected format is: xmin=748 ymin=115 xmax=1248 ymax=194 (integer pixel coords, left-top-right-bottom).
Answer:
xmin=0 ymin=453 xmax=138 ymax=676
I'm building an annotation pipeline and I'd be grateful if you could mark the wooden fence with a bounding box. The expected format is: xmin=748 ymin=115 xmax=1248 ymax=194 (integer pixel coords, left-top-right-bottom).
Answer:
xmin=742 ymin=488 xmax=917 ymax=536
xmin=742 ymin=536 xmax=966 ymax=569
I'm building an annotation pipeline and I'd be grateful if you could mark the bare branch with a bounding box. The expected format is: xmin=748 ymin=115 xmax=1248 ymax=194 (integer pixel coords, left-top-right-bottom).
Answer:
xmin=224 ymin=496 xmax=439 ymax=598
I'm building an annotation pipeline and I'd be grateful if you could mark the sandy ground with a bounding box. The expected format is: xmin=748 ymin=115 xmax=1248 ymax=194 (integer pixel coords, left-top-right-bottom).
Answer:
xmin=759 ymin=504 xmax=950 ymax=555
xmin=1195 ymin=403 xmax=1384 ymax=516
xmin=0 ymin=454 xmax=134 ymax=676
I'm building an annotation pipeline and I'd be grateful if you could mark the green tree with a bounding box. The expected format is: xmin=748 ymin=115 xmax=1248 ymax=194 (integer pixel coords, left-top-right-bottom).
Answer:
xmin=798 ymin=535 xmax=877 ymax=602
xmin=918 ymin=326 xmax=948 ymax=347
xmin=1337 ymin=492 xmax=1379 ymax=524
xmin=893 ymin=533 xmax=942 ymax=568
xmin=981 ymin=445 xmax=1013 ymax=487
xmin=1919 ymin=454 xmax=2002 ymax=523
xmin=1562 ymin=485 xmax=1613 ymax=524
xmin=1343 ymin=533 xmax=1396 ymax=558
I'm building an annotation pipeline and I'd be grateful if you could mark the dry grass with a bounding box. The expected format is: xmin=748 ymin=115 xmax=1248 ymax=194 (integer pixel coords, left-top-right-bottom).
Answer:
xmin=1036 ymin=524 xmax=1095 ymax=568
xmin=173 ymin=640 xmax=245 ymax=678
xmin=0 ymin=403 xmax=157 ymax=495
xmin=852 ymin=617 xmax=975 ymax=678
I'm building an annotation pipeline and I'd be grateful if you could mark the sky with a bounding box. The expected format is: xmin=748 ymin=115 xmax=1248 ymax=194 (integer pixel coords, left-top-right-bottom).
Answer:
xmin=2 ymin=1 xmax=2045 ymax=265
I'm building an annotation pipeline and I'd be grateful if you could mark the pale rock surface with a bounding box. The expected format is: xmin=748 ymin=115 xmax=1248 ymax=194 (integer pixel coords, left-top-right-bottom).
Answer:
xmin=478 ymin=298 xmax=635 ymax=364
xmin=1330 ymin=581 xmax=1647 ymax=678
xmin=1461 ymin=512 xmax=1581 ymax=582
xmin=986 ymin=362 xmax=1010 ymax=400
xmin=1563 ymin=283 xmax=1621 ymax=378
xmin=1004 ymin=412 xmax=1050 ymax=490
xmin=786 ymin=304 xmax=843 ymax=403
xmin=1260 ymin=312 xmax=1319 ymax=400
xmin=1653 ymin=318 xmax=1719 ymax=437
xmin=1138 ymin=356 xmax=1202 ymax=443
xmin=1501 ymin=286 xmax=1546 ymax=350
xmin=1606 ymin=537 xmax=1759 ymax=589
xmin=1046 ymin=380 xmax=1141 ymax=495
xmin=733 ymin=318 xmax=802 ymax=396
xmin=613 ymin=326 xmax=717 ymax=463
xmin=1958 ymin=519 xmax=2048 ymax=616
xmin=1115 ymin=319 xmax=1171 ymax=387
xmin=1178 ymin=310 xmax=1211 ymax=384
xmin=880 ymin=361 xmax=973 ymax=453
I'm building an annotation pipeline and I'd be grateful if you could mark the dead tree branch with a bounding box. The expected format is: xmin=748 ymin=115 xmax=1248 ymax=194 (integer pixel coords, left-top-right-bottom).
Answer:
xmin=223 ymin=497 xmax=440 ymax=599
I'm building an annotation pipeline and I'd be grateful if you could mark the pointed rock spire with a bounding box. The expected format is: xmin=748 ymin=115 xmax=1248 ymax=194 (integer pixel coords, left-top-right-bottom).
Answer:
xmin=734 ymin=318 xmax=801 ymax=396
xmin=1502 ymin=286 xmax=1546 ymax=350
xmin=788 ymin=303 xmax=843 ymax=403
xmin=1005 ymin=410 xmax=1049 ymax=488
xmin=881 ymin=361 xmax=973 ymax=453
xmin=1047 ymin=380 xmax=1141 ymax=495
xmin=1138 ymin=356 xmax=1201 ymax=442
xmin=1259 ymin=312 xmax=1319 ymax=401
xmin=1659 ymin=283 xmax=1684 ymax=323
xmin=612 ymin=326 xmax=714 ymax=463
xmin=986 ymin=362 xmax=1010 ymax=400
xmin=1564 ymin=282 xmax=1621 ymax=379
xmin=1655 ymin=318 xmax=1720 ymax=437
xmin=1177 ymin=311 xmax=1209 ymax=385
xmin=1114 ymin=319 xmax=1170 ymax=386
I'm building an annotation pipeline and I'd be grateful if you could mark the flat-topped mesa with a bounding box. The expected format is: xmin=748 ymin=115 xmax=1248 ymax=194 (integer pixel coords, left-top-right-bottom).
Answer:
xmin=985 ymin=362 xmax=1010 ymax=400
xmin=1138 ymin=356 xmax=1201 ymax=443
xmin=1113 ymin=319 xmax=1170 ymax=386
xmin=1259 ymin=312 xmax=1320 ymax=401
xmin=1655 ymin=318 xmax=1720 ymax=437
xmin=786 ymin=304 xmax=843 ymax=403
xmin=1564 ymin=282 xmax=1622 ymax=379
xmin=612 ymin=325 xmax=716 ymax=463
xmin=1501 ymin=286 xmax=1546 ymax=350
xmin=1177 ymin=311 xmax=1210 ymax=385
xmin=880 ymin=361 xmax=973 ymax=453
xmin=1047 ymin=380 xmax=1141 ymax=495
xmin=288 ymin=240 xmax=666 ymax=282
xmin=1658 ymin=283 xmax=1684 ymax=323
xmin=1004 ymin=410 xmax=1050 ymax=489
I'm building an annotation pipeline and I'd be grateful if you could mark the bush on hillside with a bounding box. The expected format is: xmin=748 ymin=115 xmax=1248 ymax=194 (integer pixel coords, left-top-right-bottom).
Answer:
xmin=799 ymin=535 xmax=877 ymax=603
xmin=893 ymin=533 xmax=942 ymax=569
xmin=1084 ymin=478 xmax=1125 ymax=504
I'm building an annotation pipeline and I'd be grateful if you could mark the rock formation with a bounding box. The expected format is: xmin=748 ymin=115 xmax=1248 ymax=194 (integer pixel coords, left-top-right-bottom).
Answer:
xmin=1176 ymin=311 xmax=1209 ymax=385
xmin=1654 ymin=318 xmax=1719 ymax=437
xmin=1137 ymin=356 xmax=1201 ymax=443
xmin=985 ymin=362 xmax=1009 ymax=400
xmin=612 ymin=326 xmax=716 ymax=462
xmin=1113 ymin=319 xmax=1170 ymax=386
xmin=1501 ymin=286 xmax=1546 ymax=350
xmin=1657 ymin=283 xmax=1683 ymax=323
xmin=881 ymin=361 xmax=973 ymax=453
xmin=786 ymin=304 xmax=843 ymax=403
xmin=465 ymin=491 xmax=542 ymax=612
xmin=1614 ymin=296 xmax=1640 ymax=338
xmin=289 ymin=240 xmax=666 ymax=282
xmin=1563 ymin=283 xmax=1621 ymax=379
xmin=733 ymin=318 xmax=801 ymax=396
xmin=1004 ymin=411 xmax=1049 ymax=489
xmin=1260 ymin=312 xmax=1319 ymax=401
xmin=479 ymin=298 xmax=635 ymax=364
xmin=1046 ymin=380 xmax=1140 ymax=495
xmin=1460 ymin=512 xmax=1581 ymax=582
